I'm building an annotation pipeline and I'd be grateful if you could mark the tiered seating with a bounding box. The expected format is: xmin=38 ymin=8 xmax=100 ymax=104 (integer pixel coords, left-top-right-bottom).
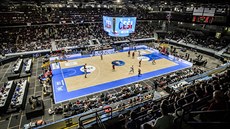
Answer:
xmin=75 ymin=68 xmax=228 ymax=129
xmin=121 ymin=70 xmax=230 ymax=129
xmin=0 ymin=22 xmax=158 ymax=54
xmin=183 ymin=35 xmax=228 ymax=51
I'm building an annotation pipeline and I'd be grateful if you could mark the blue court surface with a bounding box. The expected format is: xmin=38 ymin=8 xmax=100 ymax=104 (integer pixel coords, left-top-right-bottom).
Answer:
xmin=51 ymin=46 xmax=193 ymax=103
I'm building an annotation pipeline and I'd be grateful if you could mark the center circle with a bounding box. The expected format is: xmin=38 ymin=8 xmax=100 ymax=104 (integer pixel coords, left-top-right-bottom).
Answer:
xmin=80 ymin=65 xmax=96 ymax=72
xmin=112 ymin=60 xmax=125 ymax=66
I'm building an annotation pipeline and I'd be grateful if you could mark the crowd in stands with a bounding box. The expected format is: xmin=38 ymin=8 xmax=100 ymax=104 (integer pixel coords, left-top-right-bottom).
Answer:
xmin=166 ymin=30 xmax=189 ymax=41
xmin=0 ymin=22 xmax=157 ymax=54
xmin=0 ymin=5 xmax=228 ymax=54
xmin=183 ymin=35 xmax=228 ymax=51
xmin=224 ymin=47 xmax=230 ymax=55
xmin=0 ymin=3 xmax=229 ymax=55
xmin=122 ymin=69 xmax=230 ymax=129
xmin=2 ymin=20 xmax=228 ymax=55
xmin=167 ymin=30 xmax=230 ymax=51
xmin=0 ymin=4 xmax=172 ymax=25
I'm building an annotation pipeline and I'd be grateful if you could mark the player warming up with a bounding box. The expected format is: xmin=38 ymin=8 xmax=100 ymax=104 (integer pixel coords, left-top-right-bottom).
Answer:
xmin=84 ymin=68 xmax=87 ymax=78
xmin=138 ymin=67 xmax=142 ymax=77
xmin=84 ymin=63 xmax=87 ymax=69
xmin=139 ymin=59 xmax=142 ymax=67
xmin=132 ymin=52 xmax=135 ymax=59
xmin=129 ymin=65 xmax=134 ymax=74
xmin=152 ymin=59 xmax=156 ymax=65
xmin=84 ymin=63 xmax=87 ymax=78
xmin=100 ymin=54 xmax=103 ymax=60
xmin=112 ymin=64 xmax=115 ymax=71
xmin=128 ymin=50 xmax=130 ymax=57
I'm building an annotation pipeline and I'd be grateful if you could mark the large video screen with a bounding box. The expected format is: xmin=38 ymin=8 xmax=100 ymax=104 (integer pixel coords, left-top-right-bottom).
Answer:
xmin=103 ymin=16 xmax=136 ymax=37
xmin=115 ymin=17 xmax=137 ymax=34
xmin=103 ymin=16 xmax=113 ymax=33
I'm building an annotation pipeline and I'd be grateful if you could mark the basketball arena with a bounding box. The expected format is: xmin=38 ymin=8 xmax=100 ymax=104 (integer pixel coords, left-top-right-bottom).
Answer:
xmin=0 ymin=0 xmax=230 ymax=129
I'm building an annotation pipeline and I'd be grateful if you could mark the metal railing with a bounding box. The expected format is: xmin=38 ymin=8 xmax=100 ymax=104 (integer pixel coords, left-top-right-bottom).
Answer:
xmin=78 ymin=106 xmax=112 ymax=129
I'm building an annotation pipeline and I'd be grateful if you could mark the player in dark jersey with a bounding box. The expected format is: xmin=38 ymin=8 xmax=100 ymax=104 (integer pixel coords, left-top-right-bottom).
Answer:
xmin=100 ymin=54 xmax=103 ymax=60
xmin=138 ymin=68 xmax=142 ymax=77
xmin=132 ymin=52 xmax=135 ymax=59
xmin=84 ymin=63 xmax=87 ymax=69
xmin=112 ymin=64 xmax=115 ymax=71
xmin=139 ymin=59 xmax=142 ymax=67
xmin=84 ymin=63 xmax=87 ymax=78
xmin=84 ymin=68 xmax=87 ymax=78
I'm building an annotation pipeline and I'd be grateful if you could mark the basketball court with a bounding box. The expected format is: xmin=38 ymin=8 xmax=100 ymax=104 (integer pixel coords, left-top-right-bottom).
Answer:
xmin=51 ymin=45 xmax=193 ymax=103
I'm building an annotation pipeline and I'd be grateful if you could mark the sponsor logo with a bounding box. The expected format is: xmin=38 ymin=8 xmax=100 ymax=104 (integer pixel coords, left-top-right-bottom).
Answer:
xmin=118 ymin=19 xmax=134 ymax=30
xmin=112 ymin=60 xmax=125 ymax=66
xmin=52 ymin=63 xmax=60 ymax=70
xmin=80 ymin=65 xmax=96 ymax=72
xmin=65 ymin=62 xmax=78 ymax=66
xmin=56 ymin=80 xmax=64 ymax=92
xmin=57 ymin=86 xmax=63 ymax=91
xmin=94 ymin=49 xmax=115 ymax=56
xmin=137 ymin=56 xmax=150 ymax=61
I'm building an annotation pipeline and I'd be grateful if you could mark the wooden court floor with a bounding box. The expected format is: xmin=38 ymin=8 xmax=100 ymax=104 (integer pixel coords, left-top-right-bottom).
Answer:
xmin=59 ymin=50 xmax=178 ymax=92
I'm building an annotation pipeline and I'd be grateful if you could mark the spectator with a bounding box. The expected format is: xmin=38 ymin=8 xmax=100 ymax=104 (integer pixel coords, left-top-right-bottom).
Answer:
xmin=208 ymin=90 xmax=227 ymax=110
xmin=125 ymin=110 xmax=140 ymax=129
xmin=143 ymin=123 xmax=153 ymax=129
xmin=152 ymin=100 xmax=175 ymax=129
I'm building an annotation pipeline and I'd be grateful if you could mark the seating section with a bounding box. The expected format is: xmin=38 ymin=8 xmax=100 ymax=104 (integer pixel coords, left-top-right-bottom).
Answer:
xmin=167 ymin=32 xmax=230 ymax=51
xmin=89 ymin=69 xmax=230 ymax=129
xmin=183 ymin=35 xmax=228 ymax=51
xmin=0 ymin=22 xmax=158 ymax=54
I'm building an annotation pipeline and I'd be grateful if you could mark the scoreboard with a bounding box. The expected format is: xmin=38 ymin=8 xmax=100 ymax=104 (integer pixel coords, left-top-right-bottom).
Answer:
xmin=103 ymin=16 xmax=137 ymax=37
xmin=192 ymin=7 xmax=215 ymax=24
xmin=192 ymin=16 xmax=214 ymax=24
